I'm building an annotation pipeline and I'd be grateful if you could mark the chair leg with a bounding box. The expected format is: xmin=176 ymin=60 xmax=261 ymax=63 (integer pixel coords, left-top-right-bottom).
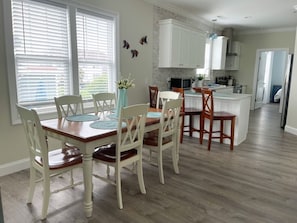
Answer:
xmin=172 ymin=144 xmax=179 ymax=175
xmin=136 ymin=159 xmax=146 ymax=194
xmin=27 ymin=167 xmax=36 ymax=204
xmin=115 ymin=167 xmax=123 ymax=209
xmin=41 ymin=175 xmax=50 ymax=220
xmin=158 ymin=151 xmax=165 ymax=184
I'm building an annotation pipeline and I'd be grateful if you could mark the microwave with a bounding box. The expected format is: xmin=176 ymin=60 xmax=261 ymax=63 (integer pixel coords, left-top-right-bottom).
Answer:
xmin=170 ymin=78 xmax=192 ymax=90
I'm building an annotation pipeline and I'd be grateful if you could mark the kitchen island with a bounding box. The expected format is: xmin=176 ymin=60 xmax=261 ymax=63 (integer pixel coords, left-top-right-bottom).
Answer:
xmin=184 ymin=90 xmax=252 ymax=146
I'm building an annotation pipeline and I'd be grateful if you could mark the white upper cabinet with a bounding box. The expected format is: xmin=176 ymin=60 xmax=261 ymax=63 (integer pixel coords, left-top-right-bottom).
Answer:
xmin=158 ymin=19 xmax=206 ymax=68
xmin=211 ymin=36 xmax=228 ymax=70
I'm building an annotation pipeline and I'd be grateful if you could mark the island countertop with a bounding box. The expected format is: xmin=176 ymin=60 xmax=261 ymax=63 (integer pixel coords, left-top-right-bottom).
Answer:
xmin=185 ymin=89 xmax=252 ymax=101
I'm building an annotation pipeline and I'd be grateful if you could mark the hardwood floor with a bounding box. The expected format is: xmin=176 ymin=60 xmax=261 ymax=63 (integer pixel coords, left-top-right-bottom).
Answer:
xmin=1 ymin=103 xmax=297 ymax=223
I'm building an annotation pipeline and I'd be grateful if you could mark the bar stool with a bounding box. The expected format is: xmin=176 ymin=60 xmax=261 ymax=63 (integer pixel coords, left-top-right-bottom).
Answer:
xmin=172 ymin=87 xmax=202 ymax=143
xmin=200 ymin=88 xmax=236 ymax=150
xmin=148 ymin=85 xmax=159 ymax=108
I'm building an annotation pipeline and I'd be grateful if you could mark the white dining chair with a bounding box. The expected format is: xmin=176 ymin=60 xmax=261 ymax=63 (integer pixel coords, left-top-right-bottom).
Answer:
xmin=143 ymin=98 xmax=182 ymax=184
xmin=156 ymin=91 xmax=180 ymax=109
xmin=54 ymin=95 xmax=84 ymax=118
xmin=92 ymin=104 xmax=149 ymax=209
xmin=16 ymin=104 xmax=83 ymax=220
xmin=92 ymin=92 xmax=116 ymax=118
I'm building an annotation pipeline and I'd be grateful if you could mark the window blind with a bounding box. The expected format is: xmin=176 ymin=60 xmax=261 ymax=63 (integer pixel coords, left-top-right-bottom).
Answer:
xmin=76 ymin=10 xmax=116 ymax=100
xmin=12 ymin=0 xmax=70 ymax=106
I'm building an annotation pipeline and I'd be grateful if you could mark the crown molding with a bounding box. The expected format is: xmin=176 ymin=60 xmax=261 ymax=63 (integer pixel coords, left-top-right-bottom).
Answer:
xmin=236 ymin=26 xmax=297 ymax=35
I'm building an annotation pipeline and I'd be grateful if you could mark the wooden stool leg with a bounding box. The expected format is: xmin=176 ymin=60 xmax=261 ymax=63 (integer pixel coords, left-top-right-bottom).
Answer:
xmin=220 ymin=120 xmax=224 ymax=144
xmin=199 ymin=115 xmax=204 ymax=144
xmin=189 ymin=115 xmax=193 ymax=137
xmin=230 ymin=117 xmax=235 ymax=150
xmin=208 ymin=119 xmax=213 ymax=151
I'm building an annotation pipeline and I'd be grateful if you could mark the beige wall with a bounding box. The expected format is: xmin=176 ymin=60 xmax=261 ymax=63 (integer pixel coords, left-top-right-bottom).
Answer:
xmin=234 ymin=31 xmax=296 ymax=94
xmin=0 ymin=0 xmax=154 ymax=174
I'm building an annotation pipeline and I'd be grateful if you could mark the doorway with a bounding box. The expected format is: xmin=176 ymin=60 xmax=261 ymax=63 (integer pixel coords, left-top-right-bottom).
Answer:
xmin=253 ymin=48 xmax=288 ymax=110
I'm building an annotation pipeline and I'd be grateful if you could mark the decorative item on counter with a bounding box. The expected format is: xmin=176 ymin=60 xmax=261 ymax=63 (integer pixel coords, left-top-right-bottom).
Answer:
xmin=140 ymin=36 xmax=148 ymax=45
xmin=115 ymin=74 xmax=135 ymax=117
xmin=197 ymin=74 xmax=204 ymax=87
xmin=123 ymin=40 xmax=130 ymax=49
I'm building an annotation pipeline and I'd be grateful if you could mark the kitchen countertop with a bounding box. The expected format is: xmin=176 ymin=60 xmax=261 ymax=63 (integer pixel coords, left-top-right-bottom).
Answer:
xmin=185 ymin=89 xmax=252 ymax=101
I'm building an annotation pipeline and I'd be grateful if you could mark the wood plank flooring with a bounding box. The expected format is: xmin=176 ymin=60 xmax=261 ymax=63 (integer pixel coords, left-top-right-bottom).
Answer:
xmin=1 ymin=103 xmax=297 ymax=223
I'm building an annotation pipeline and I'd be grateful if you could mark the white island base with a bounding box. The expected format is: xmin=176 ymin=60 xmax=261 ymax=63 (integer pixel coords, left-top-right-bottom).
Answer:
xmin=185 ymin=91 xmax=252 ymax=146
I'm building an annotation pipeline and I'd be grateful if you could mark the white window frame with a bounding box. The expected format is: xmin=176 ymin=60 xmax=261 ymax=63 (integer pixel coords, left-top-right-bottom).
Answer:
xmin=3 ymin=0 xmax=120 ymax=124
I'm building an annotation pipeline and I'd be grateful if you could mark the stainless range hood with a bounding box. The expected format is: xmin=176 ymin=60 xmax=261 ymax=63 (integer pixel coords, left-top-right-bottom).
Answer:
xmin=222 ymin=28 xmax=237 ymax=56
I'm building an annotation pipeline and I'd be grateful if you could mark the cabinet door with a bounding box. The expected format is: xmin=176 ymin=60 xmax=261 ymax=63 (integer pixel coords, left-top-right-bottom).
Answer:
xmin=190 ymin=31 xmax=206 ymax=68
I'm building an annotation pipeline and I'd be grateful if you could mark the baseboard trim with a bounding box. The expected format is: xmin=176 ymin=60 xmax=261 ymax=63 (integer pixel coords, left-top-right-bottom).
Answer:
xmin=284 ymin=125 xmax=297 ymax=136
xmin=0 ymin=159 xmax=29 ymax=177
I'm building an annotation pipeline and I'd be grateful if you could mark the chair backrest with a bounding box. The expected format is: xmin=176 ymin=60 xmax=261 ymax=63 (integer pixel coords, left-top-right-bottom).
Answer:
xmin=156 ymin=91 xmax=180 ymax=109
xmin=117 ymin=104 xmax=149 ymax=157
xmin=54 ymin=95 xmax=84 ymax=118
xmin=149 ymin=85 xmax=159 ymax=108
xmin=171 ymin=87 xmax=185 ymax=112
xmin=92 ymin=93 xmax=116 ymax=117
xmin=159 ymin=98 xmax=182 ymax=141
xmin=16 ymin=104 xmax=50 ymax=170
xmin=201 ymin=89 xmax=214 ymax=118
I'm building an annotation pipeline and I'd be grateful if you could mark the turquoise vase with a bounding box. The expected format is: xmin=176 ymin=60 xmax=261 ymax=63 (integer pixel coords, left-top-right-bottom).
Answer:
xmin=116 ymin=88 xmax=127 ymax=117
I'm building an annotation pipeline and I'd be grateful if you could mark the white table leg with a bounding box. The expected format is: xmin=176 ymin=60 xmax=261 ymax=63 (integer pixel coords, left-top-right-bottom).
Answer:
xmin=83 ymin=153 xmax=93 ymax=218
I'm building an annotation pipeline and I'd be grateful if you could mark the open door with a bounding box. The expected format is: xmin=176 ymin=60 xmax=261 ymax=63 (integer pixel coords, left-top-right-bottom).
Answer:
xmin=254 ymin=51 xmax=268 ymax=109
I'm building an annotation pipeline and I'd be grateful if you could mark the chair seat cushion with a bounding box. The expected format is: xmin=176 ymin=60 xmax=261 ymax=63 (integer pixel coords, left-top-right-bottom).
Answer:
xmin=143 ymin=130 xmax=172 ymax=146
xmin=184 ymin=107 xmax=202 ymax=115
xmin=35 ymin=146 xmax=82 ymax=169
xmin=213 ymin=111 xmax=236 ymax=119
xmin=93 ymin=143 xmax=137 ymax=162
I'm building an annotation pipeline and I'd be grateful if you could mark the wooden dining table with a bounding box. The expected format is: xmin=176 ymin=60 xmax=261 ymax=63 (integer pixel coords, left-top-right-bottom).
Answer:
xmin=41 ymin=108 xmax=181 ymax=218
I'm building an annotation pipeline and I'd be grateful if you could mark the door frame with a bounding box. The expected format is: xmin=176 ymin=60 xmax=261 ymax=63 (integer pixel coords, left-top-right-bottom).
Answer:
xmin=252 ymin=48 xmax=289 ymax=110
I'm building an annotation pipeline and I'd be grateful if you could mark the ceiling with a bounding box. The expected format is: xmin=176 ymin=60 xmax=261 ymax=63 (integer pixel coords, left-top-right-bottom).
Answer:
xmin=149 ymin=0 xmax=297 ymax=32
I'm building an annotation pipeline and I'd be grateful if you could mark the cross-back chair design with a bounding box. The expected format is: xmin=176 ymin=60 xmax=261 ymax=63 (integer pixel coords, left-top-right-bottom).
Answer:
xmin=143 ymin=98 xmax=182 ymax=184
xmin=54 ymin=95 xmax=84 ymax=118
xmin=172 ymin=87 xmax=202 ymax=143
xmin=92 ymin=104 xmax=149 ymax=209
xmin=148 ymin=85 xmax=159 ymax=108
xmin=92 ymin=92 xmax=116 ymax=118
xmin=16 ymin=104 xmax=82 ymax=220
xmin=200 ymin=89 xmax=236 ymax=150
xmin=156 ymin=91 xmax=180 ymax=109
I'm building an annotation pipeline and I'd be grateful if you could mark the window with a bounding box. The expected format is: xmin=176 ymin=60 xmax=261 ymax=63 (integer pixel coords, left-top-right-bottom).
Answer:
xmin=196 ymin=38 xmax=212 ymax=80
xmin=4 ymin=0 xmax=118 ymax=124
xmin=76 ymin=9 xmax=116 ymax=100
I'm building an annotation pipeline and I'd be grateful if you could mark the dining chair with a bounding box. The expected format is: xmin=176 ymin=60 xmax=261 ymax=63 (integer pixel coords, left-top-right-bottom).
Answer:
xmin=200 ymin=88 xmax=236 ymax=150
xmin=172 ymin=87 xmax=202 ymax=143
xmin=92 ymin=92 xmax=116 ymax=118
xmin=143 ymin=98 xmax=183 ymax=184
xmin=92 ymin=104 xmax=149 ymax=209
xmin=148 ymin=85 xmax=159 ymax=108
xmin=54 ymin=95 xmax=84 ymax=118
xmin=16 ymin=104 xmax=83 ymax=220
xmin=156 ymin=90 xmax=180 ymax=109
